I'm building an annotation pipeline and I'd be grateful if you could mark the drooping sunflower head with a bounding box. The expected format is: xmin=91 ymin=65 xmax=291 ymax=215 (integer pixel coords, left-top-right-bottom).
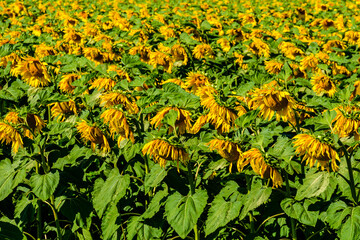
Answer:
xmin=310 ymin=72 xmax=336 ymax=97
xmin=293 ymin=133 xmax=340 ymax=171
xmin=264 ymin=60 xmax=283 ymax=74
xmin=248 ymin=81 xmax=296 ymax=122
xmin=241 ymin=148 xmax=283 ymax=188
xmin=89 ymin=77 xmax=116 ymax=92
xmin=192 ymin=43 xmax=214 ymax=59
xmin=49 ymin=100 xmax=77 ymax=121
xmin=248 ymin=38 xmax=270 ymax=58
xmin=207 ymin=138 xmax=242 ymax=172
xmin=142 ymin=139 xmax=188 ymax=168
xmin=76 ymin=120 xmax=110 ymax=152
xmin=59 ymin=73 xmax=80 ymax=94
xmin=0 ymin=122 xmax=23 ymax=153
xmin=11 ymin=57 xmax=51 ymax=87
xmin=100 ymin=108 xmax=134 ymax=144
xmin=99 ymin=92 xmax=139 ymax=114
xmin=332 ymin=106 xmax=360 ymax=139
xmin=171 ymin=44 xmax=188 ymax=66
xmin=150 ymin=106 xmax=192 ymax=135
xmin=185 ymin=72 xmax=210 ymax=92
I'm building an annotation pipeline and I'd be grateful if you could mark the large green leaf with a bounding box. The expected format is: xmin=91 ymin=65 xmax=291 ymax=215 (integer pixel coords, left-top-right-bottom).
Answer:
xmin=30 ymin=171 xmax=60 ymax=201
xmin=143 ymin=189 xmax=168 ymax=219
xmin=144 ymin=164 xmax=167 ymax=194
xmin=295 ymin=171 xmax=330 ymax=200
xmin=0 ymin=221 xmax=24 ymax=240
xmin=204 ymin=181 xmax=243 ymax=235
xmin=93 ymin=169 xmax=130 ymax=218
xmin=239 ymin=181 xmax=272 ymax=220
xmin=127 ymin=216 xmax=162 ymax=240
xmin=281 ymin=198 xmax=319 ymax=227
xmin=165 ymin=190 xmax=208 ymax=238
xmin=0 ymin=159 xmax=26 ymax=201
xmin=101 ymin=204 xmax=121 ymax=240
xmin=323 ymin=201 xmax=351 ymax=230
xmin=339 ymin=206 xmax=360 ymax=240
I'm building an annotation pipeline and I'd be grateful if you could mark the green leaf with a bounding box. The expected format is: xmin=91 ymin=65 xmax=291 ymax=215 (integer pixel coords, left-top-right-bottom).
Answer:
xmin=165 ymin=190 xmax=208 ymax=238
xmin=127 ymin=216 xmax=162 ymax=240
xmin=101 ymin=204 xmax=121 ymax=240
xmin=162 ymin=109 xmax=178 ymax=129
xmin=239 ymin=181 xmax=272 ymax=220
xmin=323 ymin=201 xmax=351 ymax=230
xmin=93 ymin=169 xmax=130 ymax=218
xmin=30 ymin=171 xmax=60 ymax=201
xmin=295 ymin=171 xmax=330 ymax=200
xmin=0 ymin=221 xmax=24 ymax=240
xmin=0 ymin=159 xmax=15 ymax=201
xmin=235 ymin=110 xmax=259 ymax=128
xmin=340 ymin=206 xmax=360 ymax=240
xmin=281 ymin=198 xmax=319 ymax=227
xmin=144 ymin=164 xmax=167 ymax=194
xmin=143 ymin=189 xmax=168 ymax=219
xmin=205 ymin=181 xmax=243 ymax=235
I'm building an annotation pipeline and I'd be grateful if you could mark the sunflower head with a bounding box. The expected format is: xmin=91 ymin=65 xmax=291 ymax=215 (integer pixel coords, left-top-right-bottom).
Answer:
xmin=76 ymin=120 xmax=110 ymax=152
xmin=310 ymin=72 xmax=336 ymax=97
xmin=293 ymin=133 xmax=340 ymax=171
xmin=11 ymin=57 xmax=51 ymax=87
xmin=142 ymin=139 xmax=188 ymax=168
xmin=0 ymin=122 xmax=23 ymax=153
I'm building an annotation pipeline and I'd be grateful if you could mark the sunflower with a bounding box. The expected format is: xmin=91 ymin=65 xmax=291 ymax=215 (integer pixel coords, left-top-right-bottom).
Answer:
xmin=150 ymin=107 xmax=192 ymax=135
xmin=264 ymin=60 xmax=283 ymax=74
xmin=322 ymin=40 xmax=346 ymax=53
xmin=350 ymin=81 xmax=360 ymax=100
xmin=217 ymin=38 xmax=231 ymax=52
xmin=293 ymin=133 xmax=340 ymax=171
xmin=159 ymin=25 xmax=176 ymax=39
xmin=171 ymin=44 xmax=188 ymax=66
xmin=196 ymin=86 xmax=240 ymax=133
xmin=59 ymin=73 xmax=79 ymax=94
xmin=101 ymin=108 xmax=134 ymax=145
xmin=248 ymin=81 xmax=296 ymax=122
xmin=192 ymin=43 xmax=214 ymax=59
xmin=310 ymin=72 xmax=336 ymax=97
xmin=248 ymin=38 xmax=270 ymax=58
xmin=11 ymin=57 xmax=51 ymax=87
xmin=185 ymin=72 xmax=210 ymax=92
xmin=129 ymin=45 xmax=151 ymax=63
xmin=332 ymin=106 xmax=360 ymax=139
xmin=26 ymin=114 xmax=46 ymax=138
xmin=234 ymin=52 xmax=248 ymax=70
xmin=300 ymin=54 xmax=318 ymax=71
xmin=99 ymin=92 xmax=139 ymax=114
xmin=63 ymin=28 xmax=83 ymax=45
xmin=142 ymin=139 xmax=188 ymax=168
xmin=161 ymin=78 xmax=186 ymax=88
xmin=279 ymin=42 xmax=304 ymax=59
xmin=83 ymin=47 xmax=108 ymax=65
xmin=149 ymin=50 xmax=174 ymax=73
xmin=49 ymin=100 xmax=78 ymax=121
xmin=4 ymin=111 xmax=23 ymax=124
xmin=35 ymin=43 xmax=57 ymax=59
xmin=207 ymin=138 xmax=242 ymax=172
xmin=89 ymin=78 xmax=116 ymax=92
xmin=0 ymin=122 xmax=23 ymax=153
xmin=240 ymin=148 xmax=283 ymax=188
xmin=76 ymin=120 xmax=110 ymax=152
xmin=191 ymin=114 xmax=208 ymax=134
xmin=0 ymin=52 xmax=21 ymax=68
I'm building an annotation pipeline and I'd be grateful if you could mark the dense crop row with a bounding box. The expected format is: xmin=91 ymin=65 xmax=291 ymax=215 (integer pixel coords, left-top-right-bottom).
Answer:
xmin=1 ymin=0 xmax=360 ymax=239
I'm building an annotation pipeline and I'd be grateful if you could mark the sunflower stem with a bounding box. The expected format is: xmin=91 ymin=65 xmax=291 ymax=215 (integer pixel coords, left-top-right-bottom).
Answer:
xmin=339 ymin=140 xmax=358 ymax=204
xmin=50 ymin=195 xmax=62 ymax=240
xmin=245 ymin=175 xmax=255 ymax=233
xmin=187 ymin=162 xmax=199 ymax=240
xmin=35 ymin=161 xmax=42 ymax=240
xmin=285 ymin=172 xmax=297 ymax=240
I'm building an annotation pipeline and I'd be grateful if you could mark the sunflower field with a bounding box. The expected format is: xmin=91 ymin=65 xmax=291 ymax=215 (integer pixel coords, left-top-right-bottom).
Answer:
xmin=2 ymin=0 xmax=360 ymax=239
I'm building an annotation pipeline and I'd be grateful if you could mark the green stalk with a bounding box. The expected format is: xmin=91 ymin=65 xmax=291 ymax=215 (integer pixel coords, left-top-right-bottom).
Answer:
xmin=50 ymin=195 xmax=62 ymax=240
xmin=339 ymin=141 xmax=358 ymax=204
xmin=245 ymin=175 xmax=255 ymax=233
xmin=35 ymin=162 xmax=42 ymax=240
xmin=285 ymin=172 xmax=297 ymax=240
xmin=187 ymin=163 xmax=199 ymax=240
